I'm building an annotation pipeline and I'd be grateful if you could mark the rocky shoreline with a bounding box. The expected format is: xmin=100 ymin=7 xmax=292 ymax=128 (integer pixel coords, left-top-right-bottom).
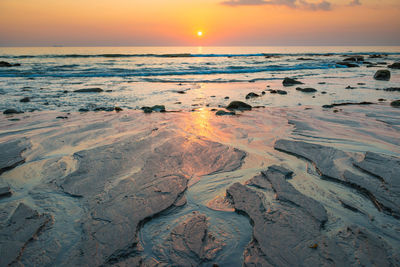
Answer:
xmin=0 ymin=103 xmax=399 ymax=266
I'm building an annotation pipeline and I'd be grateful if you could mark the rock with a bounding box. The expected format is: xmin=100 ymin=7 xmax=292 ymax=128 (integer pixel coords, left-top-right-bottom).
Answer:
xmin=274 ymin=139 xmax=400 ymax=218
xmin=296 ymin=87 xmax=317 ymax=93
xmin=20 ymin=97 xmax=30 ymax=103
xmin=78 ymin=108 xmax=89 ymax=112
xmin=141 ymin=105 xmax=166 ymax=113
xmin=56 ymin=116 xmax=68 ymax=119
xmin=57 ymin=133 xmax=245 ymax=265
xmin=215 ymin=110 xmax=236 ymax=116
xmin=321 ymin=91 xmax=327 ymax=94
xmin=0 ymin=61 xmax=20 ymax=67
xmin=318 ymin=82 xmax=326 ymax=84
xmin=336 ymin=62 xmax=359 ymax=68
xmin=155 ymin=213 xmax=224 ymax=266
xmin=269 ymin=89 xmax=287 ymax=95
xmin=384 ymin=87 xmax=400 ymax=92
xmin=282 ymin=77 xmax=303 ymax=86
xmin=73 ymin=88 xmax=104 ymax=93
xmin=297 ymin=57 xmax=314 ymax=60
xmin=94 ymin=107 xmax=114 ymax=112
xmin=0 ymin=186 xmax=12 ymax=198
xmin=390 ymin=100 xmax=400 ymax=107
xmin=226 ymin=101 xmax=252 ymax=111
xmin=0 ymin=203 xmax=52 ymax=266
xmin=345 ymin=86 xmax=356 ymax=89
xmin=357 ymin=83 xmax=365 ymax=85
xmin=321 ymin=102 xmax=374 ymax=108
xmin=369 ymin=54 xmax=383 ymax=58
xmin=227 ymin=163 xmax=398 ymax=266
xmin=378 ymin=98 xmax=386 ymax=101
xmin=63 ymin=90 xmax=69 ymax=93
xmin=3 ymin=109 xmax=23 ymax=114
xmin=245 ymin=92 xmax=260 ymax=99
xmin=224 ymin=96 xmax=230 ymax=99
xmin=0 ymin=139 xmax=29 ymax=175
xmin=343 ymin=56 xmax=364 ymax=62
xmin=114 ymin=107 xmax=123 ymax=112
xmin=261 ymin=91 xmax=265 ymax=95
xmin=176 ymin=90 xmax=186 ymax=94
xmin=388 ymin=62 xmax=400 ymax=69
xmin=374 ymin=70 xmax=391 ymax=81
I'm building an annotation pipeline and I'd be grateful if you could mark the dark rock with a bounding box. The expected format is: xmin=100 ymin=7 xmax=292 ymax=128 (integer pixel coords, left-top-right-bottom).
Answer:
xmin=336 ymin=62 xmax=359 ymax=68
xmin=56 ymin=116 xmax=68 ymax=119
xmin=282 ymin=77 xmax=303 ymax=86
xmin=345 ymin=86 xmax=356 ymax=89
xmin=0 ymin=186 xmax=12 ymax=198
xmin=378 ymin=98 xmax=386 ymax=101
xmin=3 ymin=109 xmax=23 ymax=114
xmin=357 ymin=83 xmax=365 ymax=85
xmin=176 ymin=90 xmax=186 ymax=94
xmin=114 ymin=107 xmax=123 ymax=112
xmin=274 ymin=139 xmax=400 ymax=218
xmin=261 ymin=91 xmax=265 ymax=95
xmin=321 ymin=91 xmax=327 ymax=94
xmin=63 ymin=90 xmax=69 ymax=93
xmin=215 ymin=110 xmax=235 ymax=116
xmin=156 ymin=213 xmax=224 ymax=266
xmin=322 ymin=102 xmax=373 ymax=108
xmin=0 ymin=139 xmax=29 ymax=175
xmin=245 ymin=92 xmax=260 ymax=99
xmin=0 ymin=61 xmax=20 ymax=67
xmin=78 ymin=108 xmax=89 ymax=112
xmin=58 ymin=133 xmax=245 ymax=265
xmin=297 ymin=57 xmax=314 ymax=61
xmin=0 ymin=203 xmax=52 ymax=266
xmin=141 ymin=105 xmax=166 ymax=113
xmin=318 ymin=82 xmax=326 ymax=84
xmin=270 ymin=89 xmax=287 ymax=95
xmin=94 ymin=107 xmax=114 ymax=112
xmin=296 ymin=87 xmax=317 ymax=93
xmin=74 ymin=88 xmax=104 ymax=93
xmin=373 ymin=70 xmax=391 ymax=81
xmin=224 ymin=96 xmax=230 ymax=99
xmin=343 ymin=56 xmax=364 ymax=62
xmin=388 ymin=62 xmax=400 ymax=69
xmin=369 ymin=54 xmax=383 ymax=58
xmin=384 ymin=87 xmax=400 ymax=92
xmin=105 ymin=90 xmax=112 ymax=92
xmin=20 ymin=97 xmax=30 ymax=103
xmin=226 ymin=101 xmax=252 ymax=111
xmin=390 ymin=100 xmax=400 ymax=107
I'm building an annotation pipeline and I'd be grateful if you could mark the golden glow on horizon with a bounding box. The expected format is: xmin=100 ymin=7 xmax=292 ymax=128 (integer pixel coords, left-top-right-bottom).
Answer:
xmin=0 ymin=0 xmax=399 ymax=45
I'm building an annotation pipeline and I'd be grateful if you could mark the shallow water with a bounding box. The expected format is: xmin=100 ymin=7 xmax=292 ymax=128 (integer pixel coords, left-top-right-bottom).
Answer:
xmin=1 ymin=46 xmax=399 ymax=113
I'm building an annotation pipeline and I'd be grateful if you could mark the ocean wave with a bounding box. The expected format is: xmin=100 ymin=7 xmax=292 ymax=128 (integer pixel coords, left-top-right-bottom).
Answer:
xmin=0 ymin=63 xmax=341 ymax=78
xmin=1 ymin=52 xmax=399 ymax=59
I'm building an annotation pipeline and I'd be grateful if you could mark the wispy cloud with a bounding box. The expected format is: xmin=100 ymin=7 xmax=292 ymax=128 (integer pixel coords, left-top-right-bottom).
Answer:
xmin=348 ymin=0 xmax=361 ymax=6
xmin=221 ymin=0 xmax=332 ymax=11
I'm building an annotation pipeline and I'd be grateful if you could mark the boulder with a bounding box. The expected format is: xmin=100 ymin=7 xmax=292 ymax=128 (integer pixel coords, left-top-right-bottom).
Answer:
xmin=20 ymin=97 xmax=30 ymax=103
xmin=388 ymin=62 xmax=400 ymax=69
xmin=374 ymin=70 xmax=391 ymax=81
xmin=3 ymin=109 xmax=23 ymax=114
xmin=215 ymin=110 xmax=236 ymax=116
xmin=282 ymin=77 xmax=303 ymax=86
xmin=390 ymin=100 xmax=400 ymax=107
xmin=226 ymin=101 xmax=252 ymax=111
xmin=245 ymin=92 xmax=260 ymax=99
xmin=74 ymin=88 xmax=104 ymax=93
xmin=296 ymin=87 xmax=317 ymax=93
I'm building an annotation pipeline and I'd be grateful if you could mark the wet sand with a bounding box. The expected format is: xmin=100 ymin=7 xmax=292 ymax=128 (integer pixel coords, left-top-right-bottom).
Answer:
xmin=0 ymin=102 xmax=400 ymax=266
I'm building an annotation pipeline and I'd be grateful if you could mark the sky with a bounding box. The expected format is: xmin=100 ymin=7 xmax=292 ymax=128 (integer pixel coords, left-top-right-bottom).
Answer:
xmin=0 ymin=0 xmax=399 ymax=46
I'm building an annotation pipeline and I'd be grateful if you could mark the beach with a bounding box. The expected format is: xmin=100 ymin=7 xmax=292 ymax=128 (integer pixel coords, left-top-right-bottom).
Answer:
xmin=1 ymin=47 xmax=400 ymax=266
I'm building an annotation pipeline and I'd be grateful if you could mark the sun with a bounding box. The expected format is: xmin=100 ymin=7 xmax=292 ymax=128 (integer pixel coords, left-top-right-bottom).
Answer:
xmin=197 ymin=31 xmax=203 ymax=37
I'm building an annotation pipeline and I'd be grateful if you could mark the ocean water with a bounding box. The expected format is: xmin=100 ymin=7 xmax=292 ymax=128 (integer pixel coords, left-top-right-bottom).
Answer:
xmin=1 ymin=46 xmax=399 ymax=112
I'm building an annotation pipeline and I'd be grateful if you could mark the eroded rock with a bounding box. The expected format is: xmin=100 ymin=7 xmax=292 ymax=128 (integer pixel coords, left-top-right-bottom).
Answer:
xmin=0 ymin=139 xmax=29 ymax=175
xmin=155 ymin=213 xmax=224 ymax=266
xmin=0 ymin=203 xmax=52 ymax=266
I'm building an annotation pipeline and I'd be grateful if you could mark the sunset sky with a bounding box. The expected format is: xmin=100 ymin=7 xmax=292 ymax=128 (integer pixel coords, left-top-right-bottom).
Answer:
xmin=1 ymin=0 xmax=399 ymax=46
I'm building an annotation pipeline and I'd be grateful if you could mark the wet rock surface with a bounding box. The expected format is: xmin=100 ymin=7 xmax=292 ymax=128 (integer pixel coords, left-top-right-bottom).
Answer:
xmin=73 ymin=88 xmax=104 ymax=93
xmin=0 ymin=203 xmax=53 ymax=266
xmin=374 ymin=69 xmax=391 ymax=81
xmin=296 ymin=87 xmax=317 ymax=93
xmin=0 ymin=139 xmax=29 ymax=175
xmin=282 ymin=77 xmax=303 ymax=86
xmin=227 ymin=165 xmax=399 ymax=267
xmin=154 ymin=213 xmax=224 ymax=266
xmin=57 ymin=132 xmax=245 ymax=265
xmin=274 ymin=139 xmax=400 ymax=218
xmin=226 ymin=101 xmax=252 ymax=111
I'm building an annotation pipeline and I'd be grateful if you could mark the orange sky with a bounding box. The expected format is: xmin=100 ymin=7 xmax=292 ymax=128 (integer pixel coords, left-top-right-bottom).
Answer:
xmin=0 ymin=0 xmax=399 ymax=46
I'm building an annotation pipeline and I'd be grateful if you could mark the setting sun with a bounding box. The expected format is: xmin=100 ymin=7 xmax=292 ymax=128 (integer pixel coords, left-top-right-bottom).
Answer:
xmin=197 ymin=31 xmax=203 ymax=37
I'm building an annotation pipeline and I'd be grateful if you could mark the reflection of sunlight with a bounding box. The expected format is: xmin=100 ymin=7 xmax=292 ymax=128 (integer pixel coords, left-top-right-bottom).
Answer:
xmin=184 ymin=108 xmax=214 ymax=139
xmin=197 ymin=46 xmax=203 ymax=54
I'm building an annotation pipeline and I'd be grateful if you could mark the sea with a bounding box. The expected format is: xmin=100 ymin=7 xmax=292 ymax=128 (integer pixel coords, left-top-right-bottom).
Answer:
xmin=1 ymin=46 xmax=399 ymax=112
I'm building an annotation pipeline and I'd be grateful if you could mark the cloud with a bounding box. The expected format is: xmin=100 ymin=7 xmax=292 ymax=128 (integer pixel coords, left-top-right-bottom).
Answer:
xmin=348 ymin=0 xmax=361 ymax=6
xmin=221 ymin=0 xmax=332 ymax=10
